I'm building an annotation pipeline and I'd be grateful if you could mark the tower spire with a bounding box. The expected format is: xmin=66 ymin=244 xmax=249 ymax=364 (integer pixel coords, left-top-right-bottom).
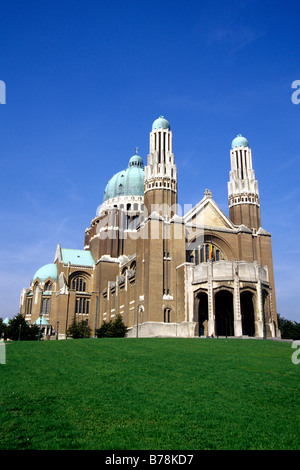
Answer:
xmin=144 ymin=116 xmax=177 ymax=219
xmin=228 ymin=134 xmax=261 ymax=231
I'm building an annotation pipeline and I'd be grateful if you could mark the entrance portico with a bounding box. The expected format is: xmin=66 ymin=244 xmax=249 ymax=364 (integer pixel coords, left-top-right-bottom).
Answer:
xmin=189 ymin=259 xmax=275 ymax=338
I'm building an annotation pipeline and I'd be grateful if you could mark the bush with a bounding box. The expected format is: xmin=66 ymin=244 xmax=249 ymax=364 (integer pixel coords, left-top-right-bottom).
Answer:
xmin=6 ymin=314 xmax=40 ymax=341
xmin=66 ymin=319 xmax=92 ymax=339
xmin=96 ymin=314 xmax=127 ymax=338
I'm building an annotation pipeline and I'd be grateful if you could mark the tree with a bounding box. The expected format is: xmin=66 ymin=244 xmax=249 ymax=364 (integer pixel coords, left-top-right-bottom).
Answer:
xmin=278 ymin=314 xmax=300 ymax=340
xmin=66 ymin=319 xmax=92 ymax=339
xmin=95 ymin=314 xmax=127 ymax=338
xmin=113 ymin=314 xmax=128 ymax=337
xmin=6 ymin=314 xmax=40 ymax=341
xmin=95 ymin=319 xmax=114 ymax=338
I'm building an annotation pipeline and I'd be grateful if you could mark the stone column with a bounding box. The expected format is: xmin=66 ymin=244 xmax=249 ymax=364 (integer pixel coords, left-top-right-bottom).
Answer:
xmin=255 ymin=279 xmax=264 ymax=337
xmin=207 ymin=261 xmax=215 ymax=336
xmin=233 ymin=260 xmax=243 ymax=336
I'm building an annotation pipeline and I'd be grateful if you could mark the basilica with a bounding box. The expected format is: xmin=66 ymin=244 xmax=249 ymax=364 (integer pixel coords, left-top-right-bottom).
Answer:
xmin=20 ymin=116 xmax=280 ymax=339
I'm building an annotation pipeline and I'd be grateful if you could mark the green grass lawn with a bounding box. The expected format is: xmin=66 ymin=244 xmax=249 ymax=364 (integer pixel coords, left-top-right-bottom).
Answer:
xmin=0 ymin=338 xmax=299 ymax=450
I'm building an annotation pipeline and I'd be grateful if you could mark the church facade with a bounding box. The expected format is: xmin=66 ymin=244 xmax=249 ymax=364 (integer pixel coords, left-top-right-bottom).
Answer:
xmin=20 ymin=116 xmax=280 ymax=339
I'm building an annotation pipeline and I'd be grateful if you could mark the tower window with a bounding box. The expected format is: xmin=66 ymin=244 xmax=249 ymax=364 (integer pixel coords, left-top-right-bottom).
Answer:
xmin=130 ymin=260 xmax=136 ymax=271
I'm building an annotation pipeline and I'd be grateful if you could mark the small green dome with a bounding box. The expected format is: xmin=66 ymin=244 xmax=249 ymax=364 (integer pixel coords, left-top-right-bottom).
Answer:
xmin=128 ymin=154 xmax=144 ymax=167
xmin=103 ymin=153 xmax=144 ymax=202
xmin=152 ymin=115 xmax=170 ymax=130
xmin=231 ymin=134 xmax=249 ymax=149
xmin=33 ymin=263 xmax=58 ymax=282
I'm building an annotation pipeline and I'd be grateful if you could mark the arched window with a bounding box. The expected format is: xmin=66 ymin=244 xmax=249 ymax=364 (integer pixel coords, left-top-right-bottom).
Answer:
xmin=164 ymin=308 xmax=171 ymax=323
xmin=187 ymin=243 xmax=226 ymax=264
xmin=25 ymin=297 xmax=32 ymax=315
xmin=44 ymin=281 xmax=52 ymax=292
xmin=130 ymin=260 xmax=136 ymax=271
xmin=72 ymin=277 xmax=87 ymax=292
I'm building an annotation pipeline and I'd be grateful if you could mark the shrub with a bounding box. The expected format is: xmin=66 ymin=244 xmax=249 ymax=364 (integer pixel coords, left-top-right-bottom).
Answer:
xmin=95 ymin=314 xmax=127 ymax=338
xmin=66 ymin=320 xmax=92 ymax=339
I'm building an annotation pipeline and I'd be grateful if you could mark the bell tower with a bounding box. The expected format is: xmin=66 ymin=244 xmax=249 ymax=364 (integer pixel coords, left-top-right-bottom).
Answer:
xmin=144 ymin=116 xmax=177 ymax=219
xmin=228 ymin=134 xmax=261 ymax=231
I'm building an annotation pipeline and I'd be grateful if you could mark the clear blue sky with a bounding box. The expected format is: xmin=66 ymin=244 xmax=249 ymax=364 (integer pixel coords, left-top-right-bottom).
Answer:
xmin=0 ymin=0 xmax=299 ymax=321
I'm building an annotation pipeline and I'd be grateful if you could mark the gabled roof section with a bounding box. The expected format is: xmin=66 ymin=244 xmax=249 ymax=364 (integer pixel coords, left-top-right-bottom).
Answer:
xmin=54 ymin=244 xmax=95 ymax=267
xmin=33 ymin=315 xmax=50 ymax=326
xmin=183 ymin=190 xmax=235 ymax=231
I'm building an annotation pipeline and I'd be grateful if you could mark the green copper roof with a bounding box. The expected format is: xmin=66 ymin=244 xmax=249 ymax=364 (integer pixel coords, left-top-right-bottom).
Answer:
xmin=152 ymin=115 xmax=170 ymax=130
xmin=103 ymin=153 xmax=144 ymax=202
xmin=34 ymin=315 xmax=50 ymax=326
xmin=231 ymin=134 xmax=249 ymax=149
xmin=61 ymin=249 xmax=95 ymax=266
xmin=128 ymin=154 xmax=144 ymax=167
xmin=33 ymin=263 xmax=58 ymax=282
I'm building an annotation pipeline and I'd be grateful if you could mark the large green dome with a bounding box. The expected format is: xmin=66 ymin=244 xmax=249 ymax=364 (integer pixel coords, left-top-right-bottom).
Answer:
xmin=103 ymin=153 xmax=144 ymax=202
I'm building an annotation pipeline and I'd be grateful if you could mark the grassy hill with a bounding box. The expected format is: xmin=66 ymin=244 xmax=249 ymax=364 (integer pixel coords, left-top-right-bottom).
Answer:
xmin=0 ymin=338 xmax=299 ymax=450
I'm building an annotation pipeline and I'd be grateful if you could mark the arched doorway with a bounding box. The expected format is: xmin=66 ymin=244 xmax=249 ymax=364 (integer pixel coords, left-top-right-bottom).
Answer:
xmin=197 ymin=292 xmax=208 ymax=336
xmin=215 ymin=290 xmax=234 ymax=337
xmin=240 ymin=291 xmax=255 ymax=336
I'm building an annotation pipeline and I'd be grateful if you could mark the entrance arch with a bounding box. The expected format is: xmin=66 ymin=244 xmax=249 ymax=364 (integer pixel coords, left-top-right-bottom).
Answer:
xmin=196 ymin=292 xmax=208 ymax=336
xmin=215 ymin=290 xmax=234 ymax=337
xmin=240 ymin=291 xmax=255 ymax=336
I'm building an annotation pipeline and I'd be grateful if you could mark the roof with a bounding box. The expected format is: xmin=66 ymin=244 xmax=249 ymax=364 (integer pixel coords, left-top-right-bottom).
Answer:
xmin=152 ymin=115 xmax=170 ymax=130
xmin=33 ymin=315 xmax=50 ymax=326
xmin=61 ymin=248 xmax=95 ymax=267
xmin=33 ymin=263 xmax=58 ymax=282
xmin=103 ymin=154 xmax=144 ymax=202
xmin=231 ymin=134 xmax=249 ymax=149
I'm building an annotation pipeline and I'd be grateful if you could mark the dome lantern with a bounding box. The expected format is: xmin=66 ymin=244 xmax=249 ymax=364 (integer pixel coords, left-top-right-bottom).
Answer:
xmin=231 ymin=134 xmax=249 ymax=149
